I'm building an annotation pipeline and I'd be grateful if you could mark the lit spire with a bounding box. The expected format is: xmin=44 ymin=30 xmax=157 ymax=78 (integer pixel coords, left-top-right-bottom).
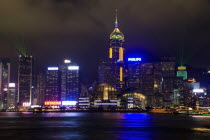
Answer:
xmin=115 ymin=9 xmax=118 ymax=28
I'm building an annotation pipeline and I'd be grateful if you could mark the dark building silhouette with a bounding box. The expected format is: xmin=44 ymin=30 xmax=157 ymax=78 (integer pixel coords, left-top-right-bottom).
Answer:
xmin=18 ymin=55 xmax=33 ymax=106
xmin=0 ymin=58 xmax=10 ymax=110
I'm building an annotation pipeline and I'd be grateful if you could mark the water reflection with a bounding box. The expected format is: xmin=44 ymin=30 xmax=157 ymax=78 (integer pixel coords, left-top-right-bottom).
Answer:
xmin=0 ymin=112 xmax=210 ymax=139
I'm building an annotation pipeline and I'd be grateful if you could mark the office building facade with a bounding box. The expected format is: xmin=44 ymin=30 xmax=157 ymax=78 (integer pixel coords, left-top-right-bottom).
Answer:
xmin=45 ymin=67 xmax=61 ymax=101
xmin=18 ymin=55 xmax=33 ymax=106
xmin=0 ymin=58 xmax=10 ymax=110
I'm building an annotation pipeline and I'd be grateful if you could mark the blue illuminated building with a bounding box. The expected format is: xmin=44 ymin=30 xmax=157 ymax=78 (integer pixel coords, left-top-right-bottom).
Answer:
xmin=127 ymin=58 xmax=142 ymax=90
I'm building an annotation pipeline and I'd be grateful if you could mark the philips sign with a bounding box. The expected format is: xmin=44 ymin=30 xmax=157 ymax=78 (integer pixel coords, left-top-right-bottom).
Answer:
xmin=128 ymin=58 xmax=141 ymax=61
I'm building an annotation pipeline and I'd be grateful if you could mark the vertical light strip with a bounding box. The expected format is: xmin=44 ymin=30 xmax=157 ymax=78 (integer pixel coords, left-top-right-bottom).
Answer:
xmin=109 ymin=48 xmax=112 ymax=58
xmin=119 ymin=47 xmax=123 ymax=61
xmin=120 ymin=67 xmax=123 ymax=81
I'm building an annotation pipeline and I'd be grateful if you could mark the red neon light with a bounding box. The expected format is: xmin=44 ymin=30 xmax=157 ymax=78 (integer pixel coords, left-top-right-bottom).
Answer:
xmin=188 ymin=78 xmax=195 ymax=82
xmin=44 ymin=101 xmax=61 ymax=106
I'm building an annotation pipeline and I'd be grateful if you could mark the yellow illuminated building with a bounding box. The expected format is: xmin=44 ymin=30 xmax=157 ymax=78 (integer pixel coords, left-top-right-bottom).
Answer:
xmin=120 ymin=67 xmax=123 ymax=81
xmin=119 ymin=47 xmax=123 ymax=61
xmin=109 ymin=48 xmax=112 ymax=58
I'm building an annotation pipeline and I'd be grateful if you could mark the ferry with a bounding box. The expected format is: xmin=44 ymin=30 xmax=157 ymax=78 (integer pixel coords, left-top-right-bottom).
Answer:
xmin=173 ymin=106 xmax=205 ymax=115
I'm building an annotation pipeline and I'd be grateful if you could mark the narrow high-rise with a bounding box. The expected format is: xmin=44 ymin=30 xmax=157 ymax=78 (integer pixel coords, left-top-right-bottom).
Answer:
xmin=60 ymin=59 xmax=80 ymax=101
xmin=66 ymin=65 xmax=79 ymax=101
xmin=99 ymin=11 xmax=125 ymax=88
xmin=45 ymin=67 xmax=61 ymax=101
xmin=127 ymin=58 xmax=142 ymax=90
xmin=0 ymin=58 xmax=10 ymax=110
xmin=18 ymin=55 xmax=33 ymax=107
xmin=37 ymin=73 xmax=46 ymax=106
xmin=7 ymin=83 xmax=16 ymax=110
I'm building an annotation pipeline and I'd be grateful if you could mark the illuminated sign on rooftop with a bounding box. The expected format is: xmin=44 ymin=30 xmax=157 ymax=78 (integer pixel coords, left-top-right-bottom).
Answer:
xmin=68 ymin=66 xmax=79 ymax=70
xmin=9 ymin=83 xmax=15 ymax=88
xmin=48 ymin=67 xmax=59 ymax=71
xmin=31 ymin=105 xmax=41 ymax=108
xmin=64 ymin=59 xmax=71 ymax=64
xmin=188 ymin=78 xmax=195 ymax=82
xmin=128 ymin=58 xmax=141 ymax=61
xmin=44 ymin=101 xmax=61 ymax=106
xmin=178 ymin=66 xmax=186 ymax=70
xmin=23 ymin=102 xmax=31 ymax=107
xmin=193 ymin=89 xmax=204 ymax=93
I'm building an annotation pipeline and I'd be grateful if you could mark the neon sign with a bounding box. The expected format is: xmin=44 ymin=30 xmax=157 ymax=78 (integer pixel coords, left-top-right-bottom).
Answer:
xmin=64 ymin=59 xmax=71 ymax=64
xmin=62 ymin=101 xmax=77 ymax=106
xmin=48 ymin=67 xmax=59 ymax=70
xmin=23 ymin=102 xmax=31 ymax=107
xmin=117 ymin=59 xmax=121 ymax=62
xmin=68 ymin=66 xmax=79 ymax=70
xmin=128 ymin=58 xmax=141 ymax=61
xmin=9 ymin=83 xmax=15 ymax=88
xmin=178 ymin=66 xmax=186 ymax=70
xmin=44 ymin=101 xmax=61 ymax=106
xmin=188 ymin=78 xmax=195 ymax=82
xmin=193 ymin=89 xmax=204 ymax=93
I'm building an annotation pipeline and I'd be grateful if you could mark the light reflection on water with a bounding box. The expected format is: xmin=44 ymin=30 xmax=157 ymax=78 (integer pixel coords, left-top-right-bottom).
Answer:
xmin=0 ymin=112 xmax=210 ymax=140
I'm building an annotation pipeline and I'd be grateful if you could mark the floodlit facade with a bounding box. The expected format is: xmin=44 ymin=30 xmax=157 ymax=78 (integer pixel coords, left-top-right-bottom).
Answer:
xmin=94 ymin=83 xmax=120 ymax=107
xmin=120 ymin=92 xmax=147 ymax=109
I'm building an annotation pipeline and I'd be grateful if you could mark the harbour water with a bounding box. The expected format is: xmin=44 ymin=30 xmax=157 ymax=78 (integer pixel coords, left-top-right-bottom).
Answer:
xmin=0 ymin=112 xmax=210 ymax=140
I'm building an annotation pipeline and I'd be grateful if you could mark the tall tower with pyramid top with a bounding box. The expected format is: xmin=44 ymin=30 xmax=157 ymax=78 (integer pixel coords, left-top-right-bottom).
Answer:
xmin=99 ymin=10 xmax=125 ymax=88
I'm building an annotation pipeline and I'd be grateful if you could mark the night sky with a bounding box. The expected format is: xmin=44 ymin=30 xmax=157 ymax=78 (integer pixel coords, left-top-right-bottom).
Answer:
xmin=0 ymin=0 xmax=210 ymax=84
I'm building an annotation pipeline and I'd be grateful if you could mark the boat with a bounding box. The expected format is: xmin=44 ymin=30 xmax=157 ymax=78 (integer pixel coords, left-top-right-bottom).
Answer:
xmin=173 ymin=106 xmax=205 ymax=115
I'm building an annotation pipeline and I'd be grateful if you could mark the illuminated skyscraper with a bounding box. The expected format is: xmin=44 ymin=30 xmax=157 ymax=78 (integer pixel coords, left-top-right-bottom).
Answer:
xmin=7 ymin=83 xmax=16 ymax=110
xmin=60 ymin=59 xmax=80 ymax=101
xmin=45 ymin=60 xmax=80 ymax=102
xmin=18 ymin=55 xmax=33 ymax=107
xmin=0 ymin=58 xmax=10 ymax=110
xmin=160 ymin=58 xmax=176 ymax=104
xmin=127 ymin=58 xmax=142 ymax=90
xmin=99 ymin=11 xmax=125 ymax=88
xmin=60 ymin=59 xmax=71 ymax=101
xmin=138 ymin=57 xmax=175 ymax=107
xmin=45 ymin=67 xmax=61 ymax=101
xmin=66 ymin=65 xmax=79 ymax=101
xmin=37 ymin=73 xmax=45 ymax=106
xmin=141 ymin=62 xmax=155 ymax=96
xmin=177 ymin=66 xmax=187 ymax=80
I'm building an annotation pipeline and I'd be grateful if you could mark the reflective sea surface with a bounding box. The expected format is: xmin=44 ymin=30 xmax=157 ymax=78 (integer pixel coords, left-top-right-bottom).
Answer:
xmin=0 ymin=112 xmax=210 ymax=140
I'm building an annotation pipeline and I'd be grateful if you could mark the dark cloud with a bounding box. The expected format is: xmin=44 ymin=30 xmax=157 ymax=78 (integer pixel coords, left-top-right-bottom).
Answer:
xmin=0 ymin=0 xmax=210 ymax=83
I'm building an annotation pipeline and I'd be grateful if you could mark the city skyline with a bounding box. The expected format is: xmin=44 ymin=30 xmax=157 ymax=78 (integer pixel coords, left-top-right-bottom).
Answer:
xmin=1 ymin=1 xmax=210 ymax=140
xmin=0 ymin=0 xmax=210 ymax=84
